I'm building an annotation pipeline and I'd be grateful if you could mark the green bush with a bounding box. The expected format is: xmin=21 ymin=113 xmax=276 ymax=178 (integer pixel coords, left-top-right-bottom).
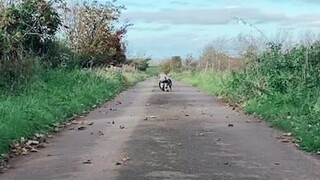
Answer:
xmin=42 ymin=40 xmax=78 ymax=69
xmin=223 ymin=43 xmax=320 ymax=152
xmin=132 ymin=58 xmax=151 ymax=71
xmin=0 ymin=0 xmax=61 ymax=54
xmin=0 ymin=0 xmax=61 ymax=90
xmin=174 ymin=43 xmax=320 ymax=152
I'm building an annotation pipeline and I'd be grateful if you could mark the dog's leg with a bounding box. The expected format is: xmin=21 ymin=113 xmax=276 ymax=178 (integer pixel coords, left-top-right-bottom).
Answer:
xmin=168 ymin=79 xmax=172 ymax=91
xmin=159 ymin=82 xmax=165 ymax=91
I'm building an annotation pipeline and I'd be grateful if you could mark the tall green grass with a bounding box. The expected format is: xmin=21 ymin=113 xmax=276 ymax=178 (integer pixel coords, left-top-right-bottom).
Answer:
xmin=0 ymin=69 xmax=146 ymax=155
xmin=171 ymin=71 xmax=227 ymax=96
xmin=173 ymin=44 xmax=320 ymax=152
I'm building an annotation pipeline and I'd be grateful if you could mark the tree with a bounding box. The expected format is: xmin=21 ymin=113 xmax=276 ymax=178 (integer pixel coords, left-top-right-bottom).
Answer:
xmin=0 ymin=0 xmax=61 ymax=55
xmin=132 ymin=58 xmax=151 ymax=71
xmin=170 ymin=56 xmax=182 ymax=70
xmin=0 ymin=0 xmax=62 ymax=89
xmin=66 ymin=1 xmax=131 ymax=67
xmin=159 ymin=60 xmax=172 ymax=74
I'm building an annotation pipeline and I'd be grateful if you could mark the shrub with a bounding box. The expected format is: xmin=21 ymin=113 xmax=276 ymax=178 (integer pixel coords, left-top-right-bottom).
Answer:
xmin=66 ymin=1 xmax=130 ymax=67
xmin=0 ymin=0 xmax=62 ymax=90
xmin=132 ymin=58 xmax=151 ymax=71
xmin=159 ymin=56 xmax=183 ymax=74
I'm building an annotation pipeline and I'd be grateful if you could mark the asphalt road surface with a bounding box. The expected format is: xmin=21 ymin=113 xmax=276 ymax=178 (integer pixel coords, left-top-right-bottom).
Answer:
xmin=1 ymin=78 xmax=320 ymax=180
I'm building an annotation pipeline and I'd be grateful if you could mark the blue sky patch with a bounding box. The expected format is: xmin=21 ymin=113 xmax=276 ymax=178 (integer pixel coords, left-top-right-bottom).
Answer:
xmin=116 ymin=0 xmax=320 ymax=59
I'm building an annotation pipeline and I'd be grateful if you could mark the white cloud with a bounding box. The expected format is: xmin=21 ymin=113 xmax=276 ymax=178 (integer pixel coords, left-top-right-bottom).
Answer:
xmin=122 ymin=7 xmax=320 ymax=28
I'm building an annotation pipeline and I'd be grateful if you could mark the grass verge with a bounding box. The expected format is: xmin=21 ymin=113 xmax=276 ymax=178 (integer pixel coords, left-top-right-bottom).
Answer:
xmin=0 ymin=69 xmax=147 ymax=155
xmin=172 ymin=71 xmax=320 ymax=153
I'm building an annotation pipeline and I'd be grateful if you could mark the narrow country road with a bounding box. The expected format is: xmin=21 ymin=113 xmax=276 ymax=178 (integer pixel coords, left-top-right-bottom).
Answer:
xmin=1 ymin=78 xmax=320 ymax=180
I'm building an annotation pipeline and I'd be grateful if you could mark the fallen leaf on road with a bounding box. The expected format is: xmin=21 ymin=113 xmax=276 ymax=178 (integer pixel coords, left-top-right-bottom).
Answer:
xmin=120 ymin=125 xmax=125 ymax=129
xmin=282 ymin=133 xmax=292 ymax=137
xmin=276 ymin=136 xmax=284 ymax=139
xmin=82 ymin=160 xmax=92 ymax=164
xmin=21 ymin=148 xmax=28 ymax=155
xmin=26 ymin=140 xmax=39 ymax=146
xmin=122 ymin=156 xmax=130 ymax=162
xmin=30 ymin=148 xmax=39 ymax=153
xmin=36 ymin=143 xmax=46 ymax=149
xmin=77 ymin=126 xmax=87 ymax=131
xmin=281 ymin=139 xmax=290 ymax=143
xmin=228 ymin=124 xmax=234 ymax=127
xmin=87 ymin=122 xmax=94 ymax=126
xmin=144 ymin=117 xmax=148 ymax=121
xmin=71 ymin=120 xmax=80 ymax=125
xmin=98 ymin=131 xmax=104 ymax=136
xmin=196 ymin=133 xmax=205 ymax=137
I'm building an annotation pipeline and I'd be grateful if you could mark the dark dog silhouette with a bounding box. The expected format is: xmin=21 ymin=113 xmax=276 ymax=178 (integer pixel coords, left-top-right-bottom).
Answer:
xmin=158 ymin=74 xmax=172 ymax=92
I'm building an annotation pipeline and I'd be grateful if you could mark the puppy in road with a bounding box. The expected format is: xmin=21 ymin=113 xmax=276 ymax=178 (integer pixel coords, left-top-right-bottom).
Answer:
xmin=158 ymin=73 xmax=172 ymax=92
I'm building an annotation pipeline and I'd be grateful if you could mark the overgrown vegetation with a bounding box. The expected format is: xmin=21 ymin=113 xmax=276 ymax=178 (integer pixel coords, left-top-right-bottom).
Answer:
xmin=0 ymin=69 xmax=143 ymax=154
xmin=0 ymin=0 xmax=131 ymax=90
xmin=172 ymin=35 xmax=320 ymax=153
xmin=65 ymin=1 xmax=130 ymax=68
xmin=159 ymin=56 xmax=182 ymax=74
xmin=0 ymin=0 xmax=148 ymax=157
xmin=127 ymin=57 xmax=151 ymax=71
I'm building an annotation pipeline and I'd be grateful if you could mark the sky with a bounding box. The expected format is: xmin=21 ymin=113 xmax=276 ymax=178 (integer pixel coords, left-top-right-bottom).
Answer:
xmin=116 ymin=0 xmax=320 ymax=59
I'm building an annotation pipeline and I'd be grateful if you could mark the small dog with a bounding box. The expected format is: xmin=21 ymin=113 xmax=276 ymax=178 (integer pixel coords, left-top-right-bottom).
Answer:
xmin=158 ymin=74 xmax=172 ymax=92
